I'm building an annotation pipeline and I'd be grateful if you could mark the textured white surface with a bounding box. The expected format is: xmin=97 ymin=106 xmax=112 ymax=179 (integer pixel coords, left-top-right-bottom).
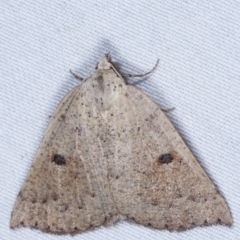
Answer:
xmin=0 ymin=0 xmax=239 ymax=239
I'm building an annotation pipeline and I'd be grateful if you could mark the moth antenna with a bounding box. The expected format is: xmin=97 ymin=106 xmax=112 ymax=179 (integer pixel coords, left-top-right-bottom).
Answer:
xmin=69 ymin=69 xmax=84 ymax=81
xmin=122 ymin=59 xmax=160 ymax=78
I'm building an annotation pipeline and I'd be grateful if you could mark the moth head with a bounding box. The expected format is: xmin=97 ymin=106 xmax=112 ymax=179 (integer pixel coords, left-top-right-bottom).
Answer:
xmin=96 ymin=54 xmax=112 ymax=70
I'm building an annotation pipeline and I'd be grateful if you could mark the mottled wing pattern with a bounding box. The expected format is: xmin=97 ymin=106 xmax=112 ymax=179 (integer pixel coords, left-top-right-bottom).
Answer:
xmin=10 ymin=55 xmax=232 ymax=234
xmin=110 ymin=84 xmax=232 ymax=230
xmin=10 ymin=83 xmax=117 ymax=234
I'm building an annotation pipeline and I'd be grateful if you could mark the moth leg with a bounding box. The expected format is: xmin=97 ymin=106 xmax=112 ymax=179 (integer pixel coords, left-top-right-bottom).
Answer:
xmin=161 ymin=107 xmax=175 ymax=112
xmin=69 ymin=69 xmax=84 ymax=81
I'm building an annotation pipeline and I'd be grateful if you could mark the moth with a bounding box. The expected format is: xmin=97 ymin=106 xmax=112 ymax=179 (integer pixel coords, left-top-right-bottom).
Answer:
xmin=10 ymin=55 xmax=232 ymax=234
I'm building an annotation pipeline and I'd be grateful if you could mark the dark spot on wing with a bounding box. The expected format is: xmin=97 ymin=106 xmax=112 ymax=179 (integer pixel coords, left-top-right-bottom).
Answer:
xmin=158 ymin=153 xmax=173 ymax=164
xmin=217 ymin=218 xmax=222 ymax=224
xmin=52 ymin=154 xmax=66 ymax=165
xmin=75 ymin=126 xmax=82 ymax=136
xmin=60 ymin=114 xmax=66 ymax=120
xmin=178 ymin=225 xmax=185 ymax=231
xmin=52 ymin=193 xmax=58 ymax=201
xmin=17 ymin=191 xmax=22 ymax=198
xmin=187 ymin=195 xmax=196 ymax=201
xmin=96 ymin=75 xmax=104 ymax=92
